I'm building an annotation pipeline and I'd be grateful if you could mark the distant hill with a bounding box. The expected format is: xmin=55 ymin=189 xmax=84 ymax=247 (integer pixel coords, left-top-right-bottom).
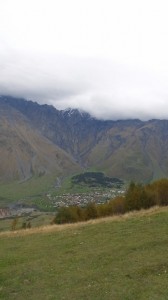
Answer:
xmin=1 ymin=95 xmax=168 ymax=182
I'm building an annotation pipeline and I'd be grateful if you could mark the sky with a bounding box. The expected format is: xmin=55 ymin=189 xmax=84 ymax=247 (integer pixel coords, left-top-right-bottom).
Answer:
xmin=1 ymin=0 xmax=168 ymax=120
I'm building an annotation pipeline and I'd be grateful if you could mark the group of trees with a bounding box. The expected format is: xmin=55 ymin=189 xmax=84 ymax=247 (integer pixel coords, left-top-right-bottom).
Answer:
xmin=71 ymin=172 xmax=124 ymax=188
xmin=11 ymin=217 xmax=31 ymax=231
xmin=53 ymin=178 xmax=168 ymax=224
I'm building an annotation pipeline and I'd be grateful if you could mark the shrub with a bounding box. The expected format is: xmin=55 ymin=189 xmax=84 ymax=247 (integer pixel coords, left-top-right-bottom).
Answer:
xmin=11 ymin=217 xmax=19 ymax=231
xmin=21 ymin=221 xmax=32 ymax=229
xmin=125 ymin=182 xmax=154 ymax=212
xmin=21 ymin=222 xmax=27 ymax=229
xmin=55 ymin=206 xmax=85 ymax=224
xmin=108 ymin=196 xmax=126 ymax=215
xmin=148 ymin=179 xmax=168 ymax=206
xmin=85 ymin=203 xmax=98 ymax=220
xmin=27 ymin=222 xmax=31 ymax=229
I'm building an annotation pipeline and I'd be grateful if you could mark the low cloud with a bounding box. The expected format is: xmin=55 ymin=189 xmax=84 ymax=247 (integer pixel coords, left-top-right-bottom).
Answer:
xmin=1 ymin=0 xmax=168 ymax=120
xmin=1 ymin=47 xmax=168 ymax=120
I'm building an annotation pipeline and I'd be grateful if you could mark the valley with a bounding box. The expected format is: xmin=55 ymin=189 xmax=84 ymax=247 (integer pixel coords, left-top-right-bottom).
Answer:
xmin=0 ymin=97 xmax=168 ymax=299
xmin=1 ymin=2 xmax=168 ymax=299
xmin=1 ymin=96 xmax=168 ymax=231
xmin=0 ymin=171 xmax=125 ymax=232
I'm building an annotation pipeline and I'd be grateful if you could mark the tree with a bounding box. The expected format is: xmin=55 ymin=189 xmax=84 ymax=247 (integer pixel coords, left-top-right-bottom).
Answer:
xmin=85 ymin=203 xmax=98 ymax=220
xmin=11 ymin=217 xmax=19 ymax=231
xmin=125 ymin=181 xmax=156 ymax=212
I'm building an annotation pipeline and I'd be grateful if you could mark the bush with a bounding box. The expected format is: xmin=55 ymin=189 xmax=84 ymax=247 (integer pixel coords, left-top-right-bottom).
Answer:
xmin=21 ymin=221 xmax=32 ymax=229
xmin=125 ymin=182 xmax=154 ymax=212
xmin=147 ymin=179 xmax=168 ymax=206
xmin=85 ymin=203 xmax=98 ymax=220
xmin=54 ymin=206 xmax=85 ymax=224
xmin=11 ymin=217 xmax=19 ymax=231
xmin=21 ymin=222 xmax=27 ymax=229
xmin=108 ymin=196 xmax=126 ymax=215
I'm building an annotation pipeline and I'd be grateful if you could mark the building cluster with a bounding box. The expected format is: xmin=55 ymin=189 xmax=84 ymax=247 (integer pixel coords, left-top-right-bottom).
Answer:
xmin=46 ymin=189 xmax=125 ymax=208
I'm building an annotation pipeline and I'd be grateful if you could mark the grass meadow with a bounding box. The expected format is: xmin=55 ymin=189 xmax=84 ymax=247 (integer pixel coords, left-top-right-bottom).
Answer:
xmin=0 ymin=207 xmax=168 ymax=300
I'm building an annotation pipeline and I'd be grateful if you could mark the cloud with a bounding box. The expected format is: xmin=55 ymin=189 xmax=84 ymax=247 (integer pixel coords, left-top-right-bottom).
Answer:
xmin=1 ymin=0 xmax=168 ymax=120
xmin=1 ymin=47 xmax=168 ymax=120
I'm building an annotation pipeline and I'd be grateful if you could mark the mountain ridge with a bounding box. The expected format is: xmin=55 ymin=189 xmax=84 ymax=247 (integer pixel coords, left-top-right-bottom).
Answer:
xmin=0 ymin=97 xmax=81 ymax=182
xmin=1 ymin=95 xmax=168 ymax=182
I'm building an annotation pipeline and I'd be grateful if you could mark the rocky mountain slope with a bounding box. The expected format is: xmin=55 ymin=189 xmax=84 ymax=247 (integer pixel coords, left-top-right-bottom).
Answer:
xmin=1 ymin=95 xmax=168 ymax=182
xmin=0 ymin=98 xmax=80 ymax=182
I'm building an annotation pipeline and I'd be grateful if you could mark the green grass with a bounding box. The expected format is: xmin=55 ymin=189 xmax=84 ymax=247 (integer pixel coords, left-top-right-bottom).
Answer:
xmin=49 ymin=175 xmax=94 ymax=197
xmin=0 ymin=172 xmax=97 ymax=207
xmin=0 ymin=174 xmax=62 ymax=209
xmin=1 ymin=207 xmax=168 ymax=299
xmin=0 ymin=212 xmax=54 ymax=232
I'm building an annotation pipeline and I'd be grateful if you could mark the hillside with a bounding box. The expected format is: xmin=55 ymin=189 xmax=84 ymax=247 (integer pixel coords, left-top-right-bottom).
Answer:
xmin=1 ymin=95 xmax=168 ymax=182
xmin=1 ymin=206 xmax=168 ymax=299
xmin=0 ymin=99 xmax=80 ymax=182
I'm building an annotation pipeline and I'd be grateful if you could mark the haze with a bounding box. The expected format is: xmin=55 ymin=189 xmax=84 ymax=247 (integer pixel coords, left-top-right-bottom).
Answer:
xmin=1 ymin=0 xmax=168 ymax=120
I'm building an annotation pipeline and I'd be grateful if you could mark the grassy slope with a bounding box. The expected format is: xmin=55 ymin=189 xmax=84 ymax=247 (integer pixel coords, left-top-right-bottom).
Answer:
xmin=0 ymin=212 xmax=54 ymax=233
xmin=0 ymin=171 xmax=116 ymax=210
xmin=0 ymin=174 xmax=58 ymax=211
xmin=0 ymin=173 xmax=92 ymax=209
xmin=1 ymin=207 xmax=168 ymax=300
xmin=0 ymin=175 xmax=53 ymax=200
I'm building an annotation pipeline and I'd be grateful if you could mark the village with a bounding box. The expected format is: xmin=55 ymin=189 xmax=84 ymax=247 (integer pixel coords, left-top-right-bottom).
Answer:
xmin=46 ymin=188 xmax=125 ymax=208
xmin=0 ymin=188 xmax=126 ymax=220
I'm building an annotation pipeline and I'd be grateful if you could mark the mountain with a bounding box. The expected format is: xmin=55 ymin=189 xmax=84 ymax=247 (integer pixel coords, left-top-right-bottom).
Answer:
xmin=0 ymin=96 xmax=112 ymax=166
xmin=0 ymin=98 xmax=80 ymax=182
xmin=1 ymin=95 xmax=168 ymax=182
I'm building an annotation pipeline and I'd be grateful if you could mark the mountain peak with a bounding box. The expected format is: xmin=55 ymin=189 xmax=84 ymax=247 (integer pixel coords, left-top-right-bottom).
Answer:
xmin=61 ymin=107 xmax=94 ymax=120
